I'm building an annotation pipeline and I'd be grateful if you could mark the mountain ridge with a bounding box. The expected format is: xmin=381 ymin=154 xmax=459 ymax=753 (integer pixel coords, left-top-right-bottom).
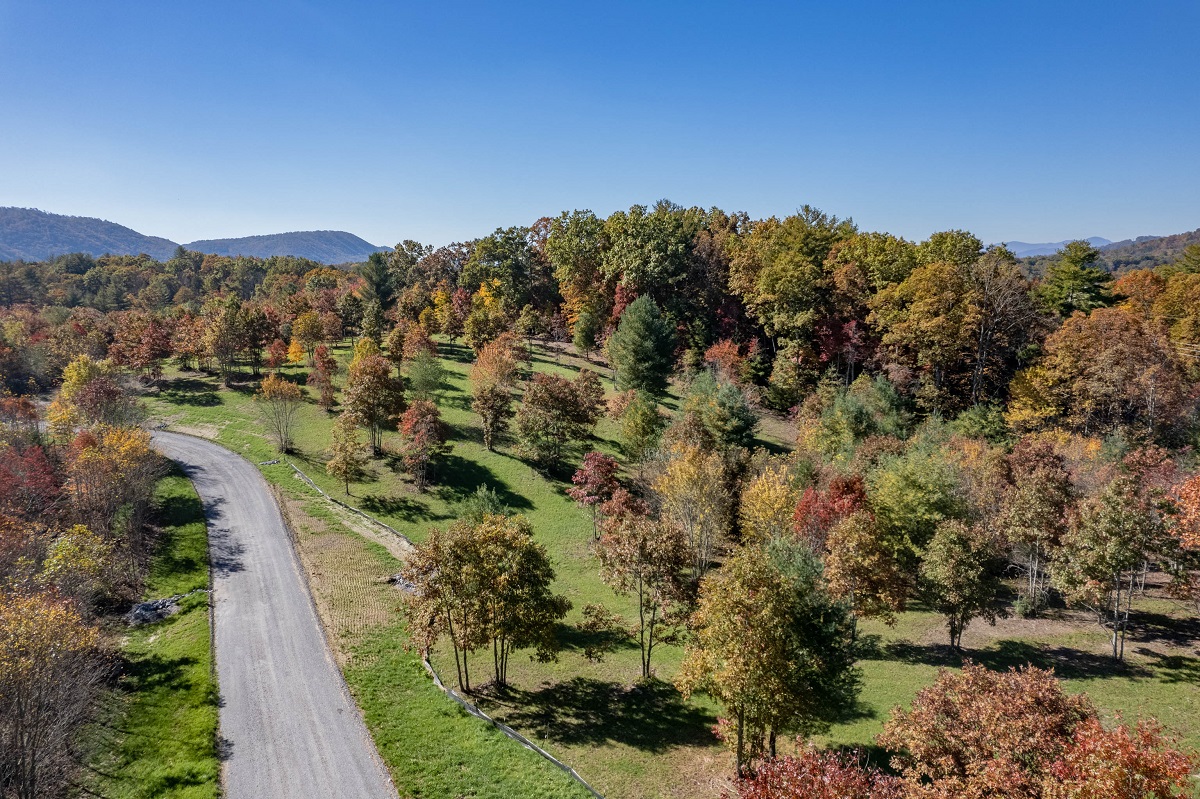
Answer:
xmin=0 ymin=207 xmax=386 ymax=264
xmin=184 ymin=230 xmax=388 ymax=264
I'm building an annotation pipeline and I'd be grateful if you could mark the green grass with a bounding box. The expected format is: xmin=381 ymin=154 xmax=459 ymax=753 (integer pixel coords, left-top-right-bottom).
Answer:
xmin=278 ymin=476 xmax=593 ymax=798
xmin=83 ymin=472 xmax=219 ymax=799
xmin=142 ymin=341 xmax=1200 ymax=797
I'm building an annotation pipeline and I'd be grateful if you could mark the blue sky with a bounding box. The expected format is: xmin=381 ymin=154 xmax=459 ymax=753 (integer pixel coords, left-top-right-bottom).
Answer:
xmin=1 ymin=1 xmax=1196 ymax=248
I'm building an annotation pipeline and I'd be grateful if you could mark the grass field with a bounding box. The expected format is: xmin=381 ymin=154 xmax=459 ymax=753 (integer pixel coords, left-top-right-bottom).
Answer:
xmin=81 ymin=472 xmax=220 ymax=799
xmin=142 ymin=339 xmax=1200 ymax=798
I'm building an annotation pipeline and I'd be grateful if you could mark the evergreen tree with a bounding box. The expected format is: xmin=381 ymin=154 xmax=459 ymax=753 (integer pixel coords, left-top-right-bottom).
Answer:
xmin=1035 ymin=240 xmax=1112 ymax=316
xmin=607 ymin=296 xmax=675 ymax=395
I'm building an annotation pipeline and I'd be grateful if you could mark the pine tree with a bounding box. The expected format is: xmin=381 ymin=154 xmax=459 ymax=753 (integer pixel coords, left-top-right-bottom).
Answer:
xmin=607 ymin=296 xmax=675 ymax=395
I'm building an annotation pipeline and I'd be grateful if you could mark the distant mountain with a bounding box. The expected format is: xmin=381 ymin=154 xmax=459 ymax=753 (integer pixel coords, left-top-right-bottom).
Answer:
xmin=0 ymin=207 xmax=179 ymax=262
xmin=184 ymin=231 xmax=388 ymax=264
xmin=1021 ymin=229 xmax=1200 ymax=275
xmin=1004 ymin=237 xmax=1112 ymax=258
xmin=0 ymin=207 xmax=389 ymax=264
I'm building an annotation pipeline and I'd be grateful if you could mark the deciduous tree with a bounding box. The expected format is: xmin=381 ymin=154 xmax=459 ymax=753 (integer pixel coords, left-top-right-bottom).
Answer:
xmin=515 ymin=372 xmax=602 ymax=468
xmin=879 ymin=663 xmax=1095 ymax=799
xmin=596 ymin=514 xmax=688 ymax=679
xmin=568 ymin=452 xmax=620 ymax=539
xmin=398 ymin=400 xmax=450 ymax=490
xmin=654 ymin=443 xmax=733 ymax=581
xmin=824 ymin=510 xmax=908 ymax=630
xmin=326 ymin=411 xmax=367 ymax=494
xmin=1053 ymin=476 xmax=1170 ymax=661
xmin=676 ymin=540 xmax=859 ymax=777
xmin=342 ymin=353 xmax=403 ymax=455
xmin=919 ymin=519 xmax=1004 ymax=649
xmin=257 ymin=372 xmax=304 ymax=453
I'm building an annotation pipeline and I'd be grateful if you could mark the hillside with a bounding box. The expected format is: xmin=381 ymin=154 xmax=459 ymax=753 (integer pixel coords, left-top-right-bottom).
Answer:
xmin=185 ymin=231 xmax=388 ymax=264
xmin=0 ymin=207 xmax=179 ymax=261
xmin=1005 ymin=237 xmax=1111 ymax=258
xmin=1022 ymin=228 xmax=1200 ymax=275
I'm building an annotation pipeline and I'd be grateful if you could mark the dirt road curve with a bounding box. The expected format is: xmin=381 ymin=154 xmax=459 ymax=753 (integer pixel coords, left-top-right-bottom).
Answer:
xmin=152 ymin=432 xmax=397 ymax=799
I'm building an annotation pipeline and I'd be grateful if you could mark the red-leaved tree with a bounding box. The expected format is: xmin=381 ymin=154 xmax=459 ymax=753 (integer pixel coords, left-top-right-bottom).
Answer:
xmin=568 ymin=452 xmax=620 ymax=540
xmin=730 ymin=747 xmax=903 ymax=799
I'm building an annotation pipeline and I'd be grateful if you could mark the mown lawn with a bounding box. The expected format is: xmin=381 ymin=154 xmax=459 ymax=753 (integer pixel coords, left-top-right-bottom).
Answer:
xmin=142 ymin=340 xmax=1200 ymax=798
xmin=81 ymin=472 xmax=220 ymax=799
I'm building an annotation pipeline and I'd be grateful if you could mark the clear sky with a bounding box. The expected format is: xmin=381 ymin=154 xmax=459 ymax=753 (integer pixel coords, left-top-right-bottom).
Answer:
xmin=1 ymin=1 xmax=1196 ymax=248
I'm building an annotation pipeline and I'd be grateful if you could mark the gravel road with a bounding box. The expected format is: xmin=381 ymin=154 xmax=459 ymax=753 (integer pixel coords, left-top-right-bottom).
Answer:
xmin=152 ymin=431 xmax=397 ymax=799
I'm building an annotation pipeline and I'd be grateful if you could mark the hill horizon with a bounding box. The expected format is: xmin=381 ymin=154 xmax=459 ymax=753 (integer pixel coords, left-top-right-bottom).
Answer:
xmin=0 ymin=207 xmax=388 ymax=264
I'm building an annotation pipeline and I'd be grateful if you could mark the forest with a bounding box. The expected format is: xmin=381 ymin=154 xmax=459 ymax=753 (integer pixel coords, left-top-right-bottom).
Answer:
xmin=2 ymin=200 xmax=1200 ymax=798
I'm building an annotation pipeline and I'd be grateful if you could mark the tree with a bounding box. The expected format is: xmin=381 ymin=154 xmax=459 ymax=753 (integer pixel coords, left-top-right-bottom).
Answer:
xmin=292 ymin=310 xmax=324 ymax=363
xmin=405 ymin=350 xmax=447 ymax=403
xmin=398 ymin=400 xmax=450 ymax=490
xmin=793 ymin=474 xmax=866 ymax=551
xmin=546 ymin=210 xmax=609 ymax=328
xmin=307 ymin=344 xmax=337 ymax=410
xmin=879 ymin=663 xmax=1095 ymax=799
xmin=739 ymin=456 xmax=799 ymax=542
xmin=572 ymin=308 xmax=601 ymax=361
xmin=567 ymin=452 xmax=620 ymax=539
xmin=619 ymin=390 xmax=666 ymax=467
xmin=1168 ymin=473 xmax=1200 ymax=616
xmin=1053 ymin=476 xmax=1170 ymax=661
xmin=38 ymin=523 xmax=116 ymax=608
xmin=342 ymin=353 xmax=404 ymax=455
xmin=1043 ymin=717 xmax=1197 ymax=799
xmin=677 ymin=370 xmax=758 ymax=450
xmin=608 ymin=296 xmax=675 ymax=395
xmin=1006 ymin=308 xmax=1189 ymax=439
xmin=868 ymin=248 xmax=1033 ymax=413
xmin=257 ymin=373 xmax=304 ymax=453
xmin=265 ymin=338 xmax=288 ymax=370
xmin=868 ymin=445 xmax=965 ymax=568
xmin=824 ymin=510 xmax=909 ymax=631
xmin=326 ymin=411 xmax=367 ymax=494
xmin=919 ymin=520 xmax=1004 ymax=649
xmin=401 ymin=514 xmax=570 ymax=690
xmin=731 ymin=747 xmax=904 ymax=799
xmin=1001 ymin=438 xmax=1074 ymax=615
xmin=596 ymin=514 xmax=688 ymax=680
xmin=727 ymin=207 xmax=855 ymax=344
xmin=470 ymin=335 xmax=520 ymax=451
xmin=514 ymin=372 xmax=602 ymax=468
xmin=0 ymin=591 xmax=103 ymax=799
xmin=654 ymin=443 xmax=733 ymax=581
xmin=287 ymin=338 xmax=305 ymax=364
xmin=1035 ymin=240 xmax=1112 ymax=317
xmin=676 ymin=541 xmax=860 ymax=777
xmin=359 ymin=251 xmax=395 ymax=311
xmin=202 ymin=296 xmax=243 ymax=383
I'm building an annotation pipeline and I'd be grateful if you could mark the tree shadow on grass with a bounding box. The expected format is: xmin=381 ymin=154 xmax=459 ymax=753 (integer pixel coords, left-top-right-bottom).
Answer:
xmin=431 ymin=453 xmax=533 ymax=510
xmin=1136 ymin=648 xmax=1200 ymax=685
xmin=121 ymin=650 xmax=198 ymax=696
xmin=554 ymin=621 xmax=640 ymax=659
xmin=438 ymin=342 xmax=475 ymax=365
xmin=359 ymin=493 xmax=442 ymax=523
xmin=859 ymin=635 xmax=1138 ymax=680
xmin=159 ymin=377 xmax=222 ymax=407
xmin=1128 ymin=611 xmax=1200 ymax=649
xmin=489 ymin=677 xmax=714 ymax=753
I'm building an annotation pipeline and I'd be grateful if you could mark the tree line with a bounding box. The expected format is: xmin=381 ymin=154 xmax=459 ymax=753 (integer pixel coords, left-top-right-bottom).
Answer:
xmin=0 ymin=361 xmax=163 ymax=798
xmin=3 ymin=202 xmax=1200 ymax=794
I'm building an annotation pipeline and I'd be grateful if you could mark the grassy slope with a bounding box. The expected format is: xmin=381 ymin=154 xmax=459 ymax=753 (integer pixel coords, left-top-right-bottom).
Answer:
xmin=82 ymin=473 xmax=219 ymax=799
xmin=279 ymin=492 xmax=591 ymax=798
xmin=143 ymin=341 xmax=1200 ymax=797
